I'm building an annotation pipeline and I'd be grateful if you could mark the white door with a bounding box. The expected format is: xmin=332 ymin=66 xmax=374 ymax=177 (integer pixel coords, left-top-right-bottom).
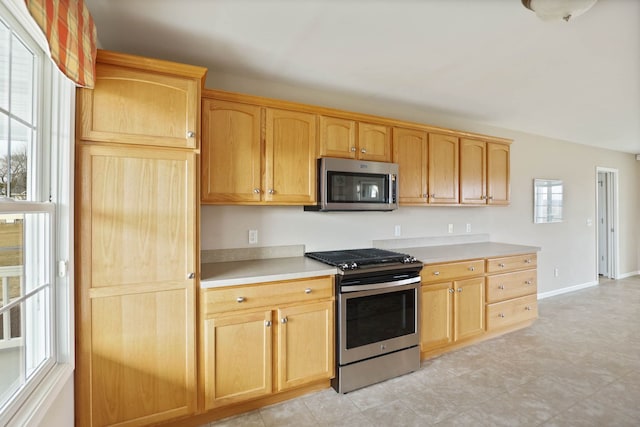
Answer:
xmin=597 ymin=172 xmax=608 ymax=276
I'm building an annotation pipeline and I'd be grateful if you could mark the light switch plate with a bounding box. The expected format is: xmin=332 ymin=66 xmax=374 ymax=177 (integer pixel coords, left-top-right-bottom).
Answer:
xmin=448 ymin=224 xmax=454 ymax=234
xmin=248 ymin=229 xmax=258 ymax=244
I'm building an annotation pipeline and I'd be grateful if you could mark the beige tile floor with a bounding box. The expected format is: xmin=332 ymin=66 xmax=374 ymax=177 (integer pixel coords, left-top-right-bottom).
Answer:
xmin=206 ymin=276 xmax=640 ymax=426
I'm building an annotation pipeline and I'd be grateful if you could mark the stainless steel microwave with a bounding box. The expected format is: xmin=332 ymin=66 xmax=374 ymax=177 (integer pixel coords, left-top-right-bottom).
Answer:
xmin=305 ymin=158 xmax=399 ymax=211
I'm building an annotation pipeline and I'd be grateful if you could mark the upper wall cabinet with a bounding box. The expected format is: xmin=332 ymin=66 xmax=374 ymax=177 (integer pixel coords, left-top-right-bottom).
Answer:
xmin=460 ymin=139 xmax=511 ymax=205
xmin=428 ymin=133 xmax=459 ymax=204
xmin=319 ymin=117 xmax=391 ymax=162
xmin=201 ymin=92 xmax=317 ymax=205
xmin=392 ymin=127 xmax=428 ymax=204
xmin=77 ymin=50 xmax=206 ymax=148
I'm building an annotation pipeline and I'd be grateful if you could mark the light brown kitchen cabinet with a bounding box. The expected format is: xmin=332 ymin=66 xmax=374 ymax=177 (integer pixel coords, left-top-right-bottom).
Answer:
xmin=201 ymin=99 xmax=262 ymax=203
xmin=75 ymin=51 xmax=205 ymax=427
xmin=200 ymin=95 xmax=317 ymax=205
xmin=319 ymin=118 xmax=391 ymax=162
xmin=392 ymin=127 xmax=428 ymax=204
xmin=200 ymin=276 xmax=334 ymax=413
xmin=319 ymin=116 xmax=357 ymax=159
xmin=420 ymin=260 xmax=485 ymax=355
xmin=428 ymin=133 xmax=459 ymax=204
xmin=487 ymin=142 xmax=511 ymax=205
xmin=77 ymin=50 xmax=203 ymax=148
xmin=460 ymin=138 xmax=487 ymax=204
xmin=485 ymin=253 xmax=537 ymax=331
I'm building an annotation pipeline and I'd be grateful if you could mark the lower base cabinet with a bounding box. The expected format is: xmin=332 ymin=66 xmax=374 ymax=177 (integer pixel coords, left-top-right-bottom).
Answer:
xmin=201 ymin=277 xmax=334 ymax=411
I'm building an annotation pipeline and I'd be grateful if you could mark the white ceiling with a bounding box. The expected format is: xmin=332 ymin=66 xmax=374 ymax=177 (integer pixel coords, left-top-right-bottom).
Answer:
xmin=84 ymin=0 xmax=640 ymax=154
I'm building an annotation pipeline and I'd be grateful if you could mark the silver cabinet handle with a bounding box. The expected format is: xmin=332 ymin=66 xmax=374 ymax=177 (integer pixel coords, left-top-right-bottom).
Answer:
xmin=265 ymin=320 xmax=272 ymax=327
xmin=236 ymin=297 xmax=245 ymax=303
xmin=304 ymin=288 xmax=312 ymax=294
xmin=469 ymin=266 xmax=475 ymax=271
xmin=457 ymin=288 xmax=463 ymax=293
xmin=187 ymin=272 xmax=195 ymax=279
xmin=433 ymin=271 xmax=440 ymax=276
xmin=498 ymin=285 xmax=505 ymax=290
xmin=350 ymin=147 xmax=356 ymax=152
xmin=423 ymin=193 xmax=428 ymax=198
xmin=430 ymin=194 xmax=436 ymax=198
xmin=525 ymin=306 xmax=532 ymax=311
xmin=268 ymin=189 xmax=275 ymax=194
xmin=498 ymin=263 xmax=505 ymax=268
xmin=361 ymin=148 xmax=367 ymax=154
xmin=525 ymin=280 xmax=533 ymax=285
xmin=525 ymin=259 xmax=532 ymax=264
xmin=448 ymin=288 xmax=454 ymax=294
xmin=488 ymin=196 xmax=494 ymax=200
xmin=187 ymin=131 xmax=195 ymax=138
xmin=253 ymin=188 xmax=261 ymax=194
xmin=498 ymin=313 xmax=505 ymax=318
xmin=281 ymin=317 xmax=288 ymax=324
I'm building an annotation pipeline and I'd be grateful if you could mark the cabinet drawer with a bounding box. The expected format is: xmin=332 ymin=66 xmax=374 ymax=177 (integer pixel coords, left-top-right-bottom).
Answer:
xmin=486 ymin=294 xmax=537 ymax=331
xmin=486 ymin=253 xmax=537 ymax=273
xmin=421 ymin=260 xmax=484 ymax=283
xmin=203 ymin=276 xmax=333 ymax=315
xmin=486 ymin=269 xmax=537 ymax=303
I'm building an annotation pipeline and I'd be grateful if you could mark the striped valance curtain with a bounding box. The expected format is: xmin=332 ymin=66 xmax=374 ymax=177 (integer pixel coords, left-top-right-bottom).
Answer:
xmin=24 ymin=0 xmax=97 ymax=88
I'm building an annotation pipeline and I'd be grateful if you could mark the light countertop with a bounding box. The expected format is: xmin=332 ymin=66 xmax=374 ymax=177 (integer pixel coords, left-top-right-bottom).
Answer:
xmin=200 ymin=242 xmax=540 ymax=288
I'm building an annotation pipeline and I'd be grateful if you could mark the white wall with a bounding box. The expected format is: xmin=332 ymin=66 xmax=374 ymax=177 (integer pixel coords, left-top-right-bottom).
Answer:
xmin=201 ymin=71 xmax=640 ymax=295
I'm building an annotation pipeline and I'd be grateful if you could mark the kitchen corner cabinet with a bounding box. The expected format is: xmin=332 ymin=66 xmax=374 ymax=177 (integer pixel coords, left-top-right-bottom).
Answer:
xmin=319 ymin=117 xmax=391 ymax=162
xmin=420 ymin=260 xmax=485 ymax=354
xmin=460 ymin=139 xmax=511 ymax=205
xmin=75 ymin=51 xmax=205 ymax=427
xmin=201 ymin=276 xmax=334 ymax=411
xmin=428 ymin=133 xmax=459 ymax=204
xmin=201 ymin=96 xmax=317 ymax=205
xmin=77 ymin=49 xmax=204 ymax=148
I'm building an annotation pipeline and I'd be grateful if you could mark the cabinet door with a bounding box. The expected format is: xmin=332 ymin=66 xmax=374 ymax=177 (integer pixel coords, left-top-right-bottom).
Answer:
xmin=358 ymin=122 xmax=391 ymax=162
xmin=428 ymin=133 xmax=459 ymax=204
xmin=420 ymin=283 xmax=453 ymax=352
xmin=264 ymin=108 xmax=317 ymax=204
xmin=453 ymin=277 xmax=485 ymax=342
xmin=203 ymin=310 xmax=273 ymax=409
xmin=487 ymin=143 xmax=510 ymax=205
xmin=460 ymin=138 xmax=487 ymax=205
xmin=77 ymin=63 xmax=200 ymax=148
xmin=201 ymin=99 xmax=262 ymax=203
xmin=319 ymin=116 xmax=357 ymax=159
xmin=277 ymin=301 xmax=334 ymax=391
xmin=88 ymin=288 xmax=196 ymax=426
xmin=393 ymin=127 xmax=428 ymax=204
xmin=75 ymin=144 xmax=197 ymax=426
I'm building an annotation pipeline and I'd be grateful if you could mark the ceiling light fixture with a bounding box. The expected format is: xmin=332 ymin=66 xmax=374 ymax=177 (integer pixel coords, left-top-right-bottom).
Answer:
xmin=521 ymin=0 xmax=598 ymax=22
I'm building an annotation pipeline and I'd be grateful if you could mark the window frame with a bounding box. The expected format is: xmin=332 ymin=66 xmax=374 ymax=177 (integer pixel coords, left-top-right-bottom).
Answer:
xmin=0 ymin=1 xmax=74 ymax=425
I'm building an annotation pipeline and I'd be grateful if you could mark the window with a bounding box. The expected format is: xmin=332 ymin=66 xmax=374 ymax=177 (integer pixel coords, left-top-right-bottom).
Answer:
xmin=0 ymin=1 xmax=74 ymax=424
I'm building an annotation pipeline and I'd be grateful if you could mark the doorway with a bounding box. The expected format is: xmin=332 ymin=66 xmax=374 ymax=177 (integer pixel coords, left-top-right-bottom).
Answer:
xmin=596 ymin=168 xmax=618 ymax=279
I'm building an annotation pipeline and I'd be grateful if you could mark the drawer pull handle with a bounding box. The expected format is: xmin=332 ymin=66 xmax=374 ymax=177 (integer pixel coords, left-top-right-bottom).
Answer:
xmin=448 ymin=288 xmax=455 ymax=294
xmin=433 ymin=271 xmax=440 ymax=276
xmin=457 ymin=288 xmax=463 ymax=293
xmin=236 ymin=297 xmax=245 ymax=303
xmin=265 ymin=320 xmax=272 ymax=327
xmin=525 ymin=280 xmax=533 ymax=285
xmin=498 ymin=285 xmax=505 ymax=290
xmin=525 ymin=306 xmax=532 ymax=311
xmin=281 ymin=317 xmax=288 ymax=324
xmin=187 ymin=131 xmax=196 ymax=138
xmin=305 ymin=288 xmax=312 ymax=294
xmin=469 ymin=266 xmax=475 ymax=271
xmin=498 ymin=263 xmax=505 ymax=268
xmin=525 ymin=259 xmax=532 ymax=264
xmin=498 ymin=313 xmax=505 ymax=318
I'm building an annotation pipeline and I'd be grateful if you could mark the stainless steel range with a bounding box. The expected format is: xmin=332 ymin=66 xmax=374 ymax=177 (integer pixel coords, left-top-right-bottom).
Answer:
xmin=305 ymin=248 xmax=423 ymax=393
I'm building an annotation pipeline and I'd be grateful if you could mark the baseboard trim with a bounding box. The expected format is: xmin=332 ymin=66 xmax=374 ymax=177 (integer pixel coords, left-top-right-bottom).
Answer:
xmin=617 ymin=271 xmax=640 ymax=279
xmin=537 ymin=281 xmax=599 ymax=300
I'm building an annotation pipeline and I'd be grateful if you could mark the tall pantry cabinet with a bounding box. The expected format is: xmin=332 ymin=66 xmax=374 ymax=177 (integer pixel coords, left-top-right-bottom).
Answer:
xmin=75 ymin=50 xmax=207 ymax=427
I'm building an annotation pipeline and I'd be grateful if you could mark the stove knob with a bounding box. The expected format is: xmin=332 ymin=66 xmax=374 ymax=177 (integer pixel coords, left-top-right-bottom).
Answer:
xmin=351 ymin=262 xmax=358 ymax=269
xmin=339 ymin=263 xmax=350 ymax=270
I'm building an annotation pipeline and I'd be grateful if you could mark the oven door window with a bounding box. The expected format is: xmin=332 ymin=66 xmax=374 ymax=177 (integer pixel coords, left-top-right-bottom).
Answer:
xmin=327 ymin=172 xmax=389 ymax=204
xmin=345 ymin=288 xmax=415 ymax=349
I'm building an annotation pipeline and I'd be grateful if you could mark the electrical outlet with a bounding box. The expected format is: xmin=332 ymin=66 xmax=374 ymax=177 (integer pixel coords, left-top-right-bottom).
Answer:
xmin=448 ymin=224 xmax=454 ymax=234
xmin=466 ymin=223 xmax=471 ymax=233
xmin=394 ymin=225 xmax=401 ymax=237
xmin=554 ymin=267 xmax=559 ymax=277
xmin=248 ymin=229 xmax=258 ymax=245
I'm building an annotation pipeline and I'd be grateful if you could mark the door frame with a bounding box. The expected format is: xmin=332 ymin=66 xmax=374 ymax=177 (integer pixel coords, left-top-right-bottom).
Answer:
xmin=595 ymin=167 xmax=619 ymax=279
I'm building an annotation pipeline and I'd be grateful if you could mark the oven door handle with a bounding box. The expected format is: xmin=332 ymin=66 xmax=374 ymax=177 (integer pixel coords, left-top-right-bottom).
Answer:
xmin=340 ymin=276 xmax=421 ymax=293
